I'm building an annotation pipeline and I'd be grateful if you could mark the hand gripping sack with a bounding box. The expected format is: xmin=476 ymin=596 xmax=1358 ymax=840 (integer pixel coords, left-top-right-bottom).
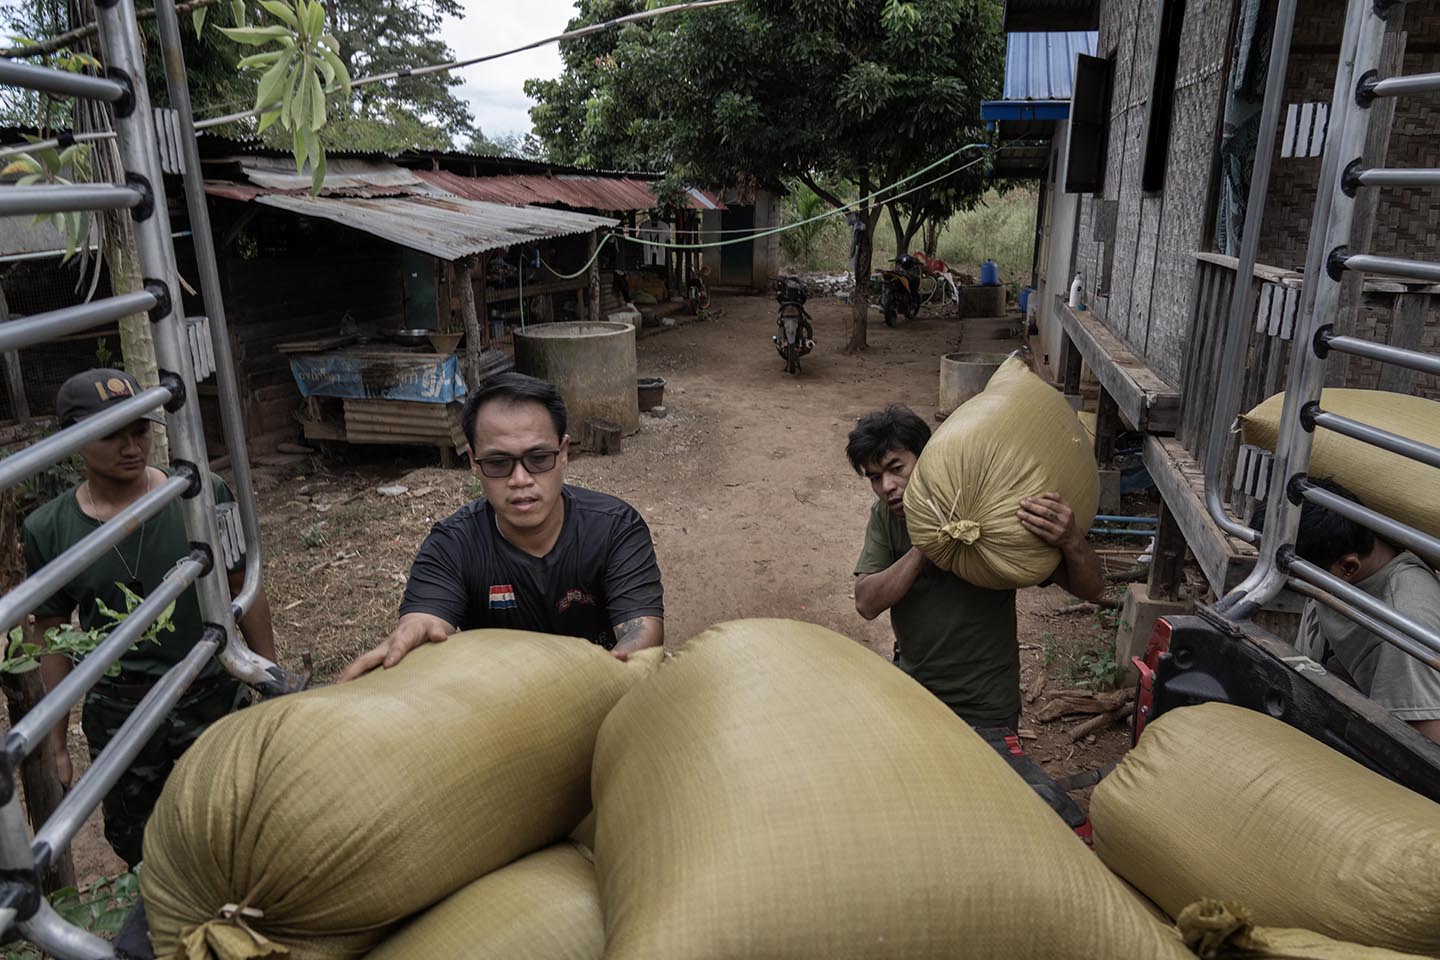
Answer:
xmin=141 ymin=633 xmax=657 ymax=960
xmin=904 ymin=356 xmax=1099 ymax=589
xmin=1092 ymin=702 xmax=1440 ymax=955
xmin=592 ymin=619 xmax=1191 ymax=960
xmin=1240 ymin=389 xmax=1440 ymax=563
xmin=366 ymin=843 xmax=603 ymax=960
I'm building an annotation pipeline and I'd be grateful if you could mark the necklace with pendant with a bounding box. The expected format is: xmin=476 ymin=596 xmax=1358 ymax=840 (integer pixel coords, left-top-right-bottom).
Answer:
xmin=85 ymin=472 xmax=151 ymax=589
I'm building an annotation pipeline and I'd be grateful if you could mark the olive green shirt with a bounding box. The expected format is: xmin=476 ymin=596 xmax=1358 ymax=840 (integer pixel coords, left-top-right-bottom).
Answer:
xmin=1297 ymin=551 xmax=1440 ymax=722
xmin=21 ymin=472 xmax=239 ymax=680
xmin=855 ymin=499 xmax=1020 ymax=723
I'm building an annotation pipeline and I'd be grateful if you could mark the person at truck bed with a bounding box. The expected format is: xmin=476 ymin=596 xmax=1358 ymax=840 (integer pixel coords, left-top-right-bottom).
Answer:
xmin=22 ymin=368 xmax=278 ymax=868
xmin=1253 ymin=478 xmax=1440 ymax=745
xmin=339 ymin=373 xmax=664 ymax=682
xmin=847 ymin=405 xmax=1105 ymax=735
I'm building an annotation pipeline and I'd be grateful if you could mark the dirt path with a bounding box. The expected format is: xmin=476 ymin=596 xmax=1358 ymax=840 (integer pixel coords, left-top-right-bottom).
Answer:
xmin=59 ymin=292 xmax=1140 ymax=883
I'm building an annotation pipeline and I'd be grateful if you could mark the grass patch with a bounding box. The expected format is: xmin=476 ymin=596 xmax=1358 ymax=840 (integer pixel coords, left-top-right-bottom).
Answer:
xmin=778 ymin=188 xmax=1038 ymax=292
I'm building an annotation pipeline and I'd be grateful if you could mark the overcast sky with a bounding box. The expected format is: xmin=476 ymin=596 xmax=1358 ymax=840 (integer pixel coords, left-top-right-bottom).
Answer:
xmin=444 ymin=0 xmax=577 ymax=140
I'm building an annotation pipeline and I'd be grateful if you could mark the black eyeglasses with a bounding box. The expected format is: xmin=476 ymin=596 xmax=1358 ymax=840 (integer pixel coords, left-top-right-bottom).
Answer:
xmin=475 ymin=449 xmax=561 ymax=479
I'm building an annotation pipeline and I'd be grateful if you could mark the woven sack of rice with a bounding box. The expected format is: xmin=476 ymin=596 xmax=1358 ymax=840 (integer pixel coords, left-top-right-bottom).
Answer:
xmin=1092 ymin=702 xmax=1440 ymax=955
xmin=366 ymin=843 xmax=603 ymax=960
xmin=592 ymin=618 xmax=1190 ymax=960
xmin=142 ymin=634 xmax=658 ymax=960
xmin=904 ymin=356 xmax=1099 ymax=589
xmin=1240 ymin=389 xmax=1440 ymax=563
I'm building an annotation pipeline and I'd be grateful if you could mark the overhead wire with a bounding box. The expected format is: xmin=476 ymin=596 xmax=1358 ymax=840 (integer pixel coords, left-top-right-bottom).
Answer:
xmin=0 ymin=0 xmax=743 ymax=158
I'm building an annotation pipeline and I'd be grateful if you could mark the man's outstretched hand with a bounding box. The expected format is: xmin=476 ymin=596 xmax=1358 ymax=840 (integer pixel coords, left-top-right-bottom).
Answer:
xmin=338 ymin=612 xmax=455 ymax=683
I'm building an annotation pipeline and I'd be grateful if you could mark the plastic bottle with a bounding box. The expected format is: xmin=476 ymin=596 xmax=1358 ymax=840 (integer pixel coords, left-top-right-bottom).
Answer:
xmin=1067 ymin=273 xmax=1083 ymax=308
xmin=980 ymin=259 xmax=1000 ymax=286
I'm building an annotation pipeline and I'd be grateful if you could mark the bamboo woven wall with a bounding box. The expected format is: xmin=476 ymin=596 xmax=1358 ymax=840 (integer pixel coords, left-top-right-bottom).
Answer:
xmin=1073 ymin=0 xmax=1234 ymax=388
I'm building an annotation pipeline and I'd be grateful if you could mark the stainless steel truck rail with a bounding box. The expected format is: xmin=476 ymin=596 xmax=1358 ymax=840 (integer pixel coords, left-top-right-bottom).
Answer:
xmin=1206 ymin=0 xmax=1440 ymax=667
xmin=0 ymin=0 xmax=304 ymax=951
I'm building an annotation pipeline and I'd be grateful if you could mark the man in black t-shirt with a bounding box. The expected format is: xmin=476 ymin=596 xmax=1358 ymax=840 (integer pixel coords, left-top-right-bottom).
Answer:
xmin=340 ymin=374 xmax=664 ymax=681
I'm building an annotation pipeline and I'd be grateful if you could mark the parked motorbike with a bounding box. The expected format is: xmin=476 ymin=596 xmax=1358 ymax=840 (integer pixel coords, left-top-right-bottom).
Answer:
xmin=771 ymin=276 xmax=815 ymax=375
xmin=876 ymin=253 xmax=925 ymax=326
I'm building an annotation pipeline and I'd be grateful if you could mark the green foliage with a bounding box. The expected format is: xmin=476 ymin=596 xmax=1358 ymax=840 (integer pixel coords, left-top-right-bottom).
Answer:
xmin=1 ymin=872 xmax=140 ymax=958
xmin=1 ymin=133 xmax=95 ymax=263
xmin=219 ymin=0 xmax=351 ymax=193
xmin=1074 ymin=646 xmax=1127 ymax=691
xmin=299 ymin=521 xmax=327 ymax=549
xmin=325 ymin=0 xmax=476 ymax=147
xmin=778 ymin=180 xmax=842 ymax=269
xmin=2 ymin=582 xmax=176 ymax=676
xmin=536 ymin=0 xmax=1003 ymax=179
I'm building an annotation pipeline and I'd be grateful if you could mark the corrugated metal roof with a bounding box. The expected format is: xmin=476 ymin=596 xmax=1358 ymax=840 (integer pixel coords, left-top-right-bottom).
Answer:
xmin=247 ymin=193 xmax=617 ymax=260
xmin=1002 ymin=31 xmax=1098 ymax=101
xmin=413 ymin=169 xmax=723 ymax=212
xmin=239 ymin=157 xmax=425 ymax=193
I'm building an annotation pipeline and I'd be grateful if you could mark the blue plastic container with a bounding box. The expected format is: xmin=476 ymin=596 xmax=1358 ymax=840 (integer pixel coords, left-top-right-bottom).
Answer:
xmin=1018 ymin=286 xmax=1033 ymax=314
xmin=980 ymin=259 xmax=1000 ymax=286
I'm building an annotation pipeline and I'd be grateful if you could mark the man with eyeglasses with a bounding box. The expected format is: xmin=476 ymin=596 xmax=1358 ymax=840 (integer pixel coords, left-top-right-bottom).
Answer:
xmin=339 ymin=373 xmax=664 ymax=681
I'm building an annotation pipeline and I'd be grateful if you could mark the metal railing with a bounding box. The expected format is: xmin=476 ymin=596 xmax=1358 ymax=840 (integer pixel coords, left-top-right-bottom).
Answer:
xmin=0 ymin=0 xmax=304 ymax=951
xmin=1209 ymin=0 xmax=1440 ymax=673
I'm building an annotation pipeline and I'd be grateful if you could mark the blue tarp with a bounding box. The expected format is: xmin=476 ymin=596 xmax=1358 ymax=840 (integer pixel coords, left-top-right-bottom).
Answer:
xmin=289 ymin=352 xmax=468 ymax=403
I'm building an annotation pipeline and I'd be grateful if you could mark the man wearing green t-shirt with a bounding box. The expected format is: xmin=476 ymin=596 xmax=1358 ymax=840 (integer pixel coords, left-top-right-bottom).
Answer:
xmin=1253 ymin=477 xmax=1440 ymax=744
xmin=848 ymin=405 xmax=1104 ymax=732
xmin=21 ymin=369 xmax=277 ymax=867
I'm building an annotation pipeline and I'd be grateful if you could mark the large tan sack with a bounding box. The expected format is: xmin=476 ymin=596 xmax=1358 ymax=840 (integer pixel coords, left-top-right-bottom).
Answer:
xmin=592 ymin=619 xmax=1191 ymax=960
xmin=1240 ymin=389 xmax=1440 ymax=562
xmin=366 ymin=843 xmax=603 ymax=960
xmin=142 ymin=634 xmax=658 ymax=960
xmin=1174 ymin=899 xmax=1434 ymax=960
xmin=1092 ymin=702 xmax=1440 ymax=955
xmin=904 ymin=356 xmax=1099 ymax=589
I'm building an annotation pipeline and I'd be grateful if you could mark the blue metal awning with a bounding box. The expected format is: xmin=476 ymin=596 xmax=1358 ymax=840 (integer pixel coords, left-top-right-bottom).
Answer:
xmin=980 ymin=30 xmax=1098 ymax=123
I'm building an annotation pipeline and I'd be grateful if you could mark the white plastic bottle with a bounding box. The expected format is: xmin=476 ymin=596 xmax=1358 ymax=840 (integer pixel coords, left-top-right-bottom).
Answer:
xmin=1067 ymin=272 xmax=1083 ymax=308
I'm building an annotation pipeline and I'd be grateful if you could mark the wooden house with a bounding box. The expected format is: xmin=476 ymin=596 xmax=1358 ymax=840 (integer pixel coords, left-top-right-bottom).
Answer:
xmin=997 ymin=0 xmax=1439 ymax=623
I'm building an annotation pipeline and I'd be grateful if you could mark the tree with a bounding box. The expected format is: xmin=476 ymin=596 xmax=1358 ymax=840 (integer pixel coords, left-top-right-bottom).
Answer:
xmin=325 ymin=0 xmax=475 ymax=149
xmin=527 ymin=0 xmax=1005 ymax=352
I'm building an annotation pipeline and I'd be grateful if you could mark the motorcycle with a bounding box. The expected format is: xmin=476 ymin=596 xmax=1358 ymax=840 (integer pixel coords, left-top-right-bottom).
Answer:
xmin=876 ymin=253 xmax=925 ymax=327
xmin=771 ymin=276 xmax=815 ymax=375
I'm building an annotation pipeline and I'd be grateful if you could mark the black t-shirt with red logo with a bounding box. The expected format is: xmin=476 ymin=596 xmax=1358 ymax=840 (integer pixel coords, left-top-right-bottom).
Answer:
xmin=399 ymin=485 xmax=664 ymax=648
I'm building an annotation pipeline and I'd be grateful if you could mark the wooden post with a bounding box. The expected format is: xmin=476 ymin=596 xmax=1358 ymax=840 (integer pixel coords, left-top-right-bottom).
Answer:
xmin=0 ymin=288 xmax=29 ymax=420
xmin=457 ymin=256 xmax=484 ymax=387
xmin=476 ymin=254 xmax=490 ymax=348
xmin=1060 ymin=330 xmax=1083 ymax=396
xmin=0 ymin=484 xmax=76 ymax=893
xmin=2 ymin=662 xmax=78 ymax=893
xmin=1147 ymin=504 xmax=1187 ymax=602
xmin=1094 ymin=387 xmax=1122 ymax=469
xmin=587 ymin=231 xmax=601 ymax=322
xmin=108 ymin=228 xmax=169 ymax=465
xmin=1376 ymin=293 xmax=1429 ymax=395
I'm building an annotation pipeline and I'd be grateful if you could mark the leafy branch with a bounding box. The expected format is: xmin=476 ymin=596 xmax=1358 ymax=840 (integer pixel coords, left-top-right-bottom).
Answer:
xmin=2 ymin=582 xmax=177 ymax=676
xmin=1 ymin=135 xmax=95 ymax=263
xmin=219 ymin=0 xmax=351 ymax=194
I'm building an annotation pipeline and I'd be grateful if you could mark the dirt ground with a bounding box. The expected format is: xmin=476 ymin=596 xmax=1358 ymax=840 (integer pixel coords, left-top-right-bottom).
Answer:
xmin=60 ymin=291 xmax=1152 ymax=883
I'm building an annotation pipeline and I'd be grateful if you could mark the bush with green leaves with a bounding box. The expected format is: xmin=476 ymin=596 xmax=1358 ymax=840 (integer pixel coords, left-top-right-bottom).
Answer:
xmin=218 ymin=0 xmax=351 ymax=193
xmin=2 ymin=582 xmax=176 ymax=677
xmin=1 ymin=872 xmax=139 ymax=959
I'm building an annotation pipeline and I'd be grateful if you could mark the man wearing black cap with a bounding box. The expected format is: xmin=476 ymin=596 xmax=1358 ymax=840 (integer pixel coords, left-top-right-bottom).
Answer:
xmin=20 ymin=368 xmax=277 ymax=868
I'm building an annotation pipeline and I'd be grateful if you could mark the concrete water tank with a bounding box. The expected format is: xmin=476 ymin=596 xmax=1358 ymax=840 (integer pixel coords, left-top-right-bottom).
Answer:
xmin=513 ymin=321 xmax=639 ymax=437
xmin=937 ymin=352 xmax=1008 ymax=419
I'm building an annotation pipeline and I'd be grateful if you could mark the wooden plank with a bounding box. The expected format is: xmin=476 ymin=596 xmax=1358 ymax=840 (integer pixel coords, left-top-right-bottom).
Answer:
xmin=1095 ymin=388 xmax=1122 ymax=468
xmin=1056 ymin=299 xmax=1180 ymax=434
xmin=1377 ymin=293 xmax=1430 ymax=395
xmin=1144 ymin=434 xmax=1254 ymax=598
xmin=1143 ymin=435 xmax=1305 ymax=613
xmin=1191 ymin=251 xmax=1299 ymax=286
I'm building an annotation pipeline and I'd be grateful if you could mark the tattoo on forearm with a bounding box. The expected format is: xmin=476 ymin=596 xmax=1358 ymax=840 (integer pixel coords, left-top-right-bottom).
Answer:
xmin=612 ymin=617 xmax=655 ymax=652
